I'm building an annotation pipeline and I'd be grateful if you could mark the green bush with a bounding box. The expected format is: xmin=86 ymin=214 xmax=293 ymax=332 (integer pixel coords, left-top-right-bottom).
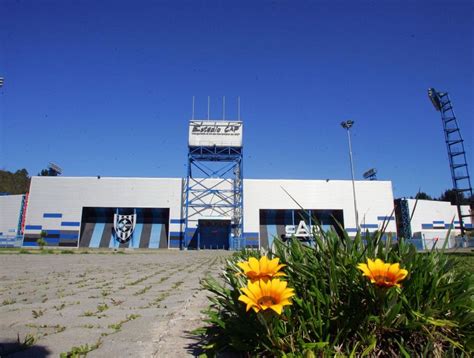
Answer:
xmin=198 ymin=229 xmax=474 ymax=356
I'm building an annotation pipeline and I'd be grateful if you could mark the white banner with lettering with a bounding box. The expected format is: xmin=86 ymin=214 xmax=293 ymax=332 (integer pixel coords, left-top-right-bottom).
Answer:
xmin=188 ymin=121 xmax=243 ymax=147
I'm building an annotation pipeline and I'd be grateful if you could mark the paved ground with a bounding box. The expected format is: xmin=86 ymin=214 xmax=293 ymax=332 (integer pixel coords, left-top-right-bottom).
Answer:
xmin=0 ymin=251 xmax=231 ymax=357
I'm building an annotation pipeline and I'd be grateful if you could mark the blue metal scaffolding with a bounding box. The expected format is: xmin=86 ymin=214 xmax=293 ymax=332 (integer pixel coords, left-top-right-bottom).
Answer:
xmin=428 ymin=88 xmax=473 ymax=236
xmin=183 ymin=144 xmax=244 ymax=249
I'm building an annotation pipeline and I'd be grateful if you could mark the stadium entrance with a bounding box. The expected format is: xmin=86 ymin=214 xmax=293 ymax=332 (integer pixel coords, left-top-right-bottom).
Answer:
xmin=198 ymin=219 xmax=230 ymax=250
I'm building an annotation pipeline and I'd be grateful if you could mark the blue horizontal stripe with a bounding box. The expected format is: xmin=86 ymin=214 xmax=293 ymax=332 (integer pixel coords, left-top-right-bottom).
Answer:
xmin=361 ymin=224 xmax=378 ymax=229
xmin=422 ymin=224 xmax=433 ymax=229
xmin=346 ymin=228 xmax=358 ymax=233
xmin=61 ymin=222 xmax=80 ymax=227
xmin=25 ymin=225 xmax=42 ymax=230
xmin=433 ymin=221 xmax=444 ymax=224
xmin=46 ymin=230 xmax=60 ymax=235
xmin=377 ymin=216 xmax=394 ymax=221
xmin=170 ymin=231 xmax=183 ymax=236
xmin=23 ymin=242 xmax=37 ymax=247
xmin=466 ymin=223 xmax=473 ymax=228
xmin=170 ymin=219 xmax=185 ymax=224
xmin=43 ymin=213 xmax=62 ymax=218
xmin=243 ymin=232 xmax=259 ymax=238
xmin=60 ymin=233 xmax=79 ymax=239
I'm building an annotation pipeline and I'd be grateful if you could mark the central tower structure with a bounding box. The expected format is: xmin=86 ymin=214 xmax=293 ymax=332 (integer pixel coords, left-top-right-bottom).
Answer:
xmin=183 ymin=120 xmax=244 ymax=249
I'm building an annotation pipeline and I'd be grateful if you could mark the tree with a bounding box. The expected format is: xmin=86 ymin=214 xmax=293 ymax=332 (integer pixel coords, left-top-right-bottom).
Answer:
xmin=438 ymin=189 xmax=471 ymax=205
xmin=415 ymin=192 xmax=432 ymax=200
xmin=38 ymin=168 xmax=58 ymax=176
xmin=0 ymin=169 xmax=31 ymax=194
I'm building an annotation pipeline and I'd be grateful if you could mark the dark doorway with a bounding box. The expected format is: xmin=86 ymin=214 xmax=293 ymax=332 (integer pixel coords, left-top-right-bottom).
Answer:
xmin=198 ymin=219 xmax=230 ymax=250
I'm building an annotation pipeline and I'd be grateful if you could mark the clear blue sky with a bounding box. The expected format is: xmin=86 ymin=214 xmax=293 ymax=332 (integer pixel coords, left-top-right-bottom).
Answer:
xmin=0 ymin=0 xmax=472 ymax=199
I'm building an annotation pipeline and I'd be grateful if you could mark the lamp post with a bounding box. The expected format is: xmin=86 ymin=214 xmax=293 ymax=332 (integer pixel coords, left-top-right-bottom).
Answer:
xmin=341 ymin=120 xmax=360 ymax=232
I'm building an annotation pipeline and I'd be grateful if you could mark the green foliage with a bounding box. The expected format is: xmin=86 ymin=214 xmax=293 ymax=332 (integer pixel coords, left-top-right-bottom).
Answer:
xmin=60 ymin=339 xmax=102 ymax=357
xmin=37 ymin=231 xmax=47 ymax=250
xmin=198 ymin=229 xmax=474 ymax=356
xmin=0 ymin=169 xmax=30 ymax=194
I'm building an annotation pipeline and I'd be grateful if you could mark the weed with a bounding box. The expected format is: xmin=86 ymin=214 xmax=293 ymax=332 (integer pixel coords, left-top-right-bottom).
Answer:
xmin=54 ymin=303 xmax=66 ymax=311
xmin=2 ymin=298 xmax=16 ymax=305
xmin=81 ymin=311 xmax=95 ymax=317
xmin=32 ymin=309 xmax=44 ymax=318
xmin=60 ymin=339 xmax=102 ymax=357
xmin=172 ymin=281 xmax=184 ymax=289
xmin=61 ymin=250 xmax=75 ymax=254
xmin=101 ymin=290 xmax=110 ymax=297
xmin=110 ymin=298 xmax=124 ymax=306
xmin=134 ymin=285 xmax=152 ymax=296
xmin=97 ymin=303 xmax=109 ymax=312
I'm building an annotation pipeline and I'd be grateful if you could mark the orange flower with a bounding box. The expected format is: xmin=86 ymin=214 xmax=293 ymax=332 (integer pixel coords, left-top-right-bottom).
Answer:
xmin=357 ymin=258 xmax=408 ymax=288
xmin=238 ymin=278 xmax=295 ymax=315
xmin=237 ymin=256 xmax=286 ymax=282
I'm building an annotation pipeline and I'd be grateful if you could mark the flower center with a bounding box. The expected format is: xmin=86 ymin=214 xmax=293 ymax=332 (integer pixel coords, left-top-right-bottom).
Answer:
xmin=257 ymin=296 xmax=277 ymax=306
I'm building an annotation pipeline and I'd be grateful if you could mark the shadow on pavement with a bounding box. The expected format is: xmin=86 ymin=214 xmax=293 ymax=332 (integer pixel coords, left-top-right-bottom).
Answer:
xmin=0 ymin=341 xmax=51 ymax=357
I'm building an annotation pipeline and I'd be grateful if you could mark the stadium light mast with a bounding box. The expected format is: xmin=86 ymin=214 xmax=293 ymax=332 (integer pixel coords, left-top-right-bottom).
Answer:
xmin=341 ymin=120 xmax=360 ymax=232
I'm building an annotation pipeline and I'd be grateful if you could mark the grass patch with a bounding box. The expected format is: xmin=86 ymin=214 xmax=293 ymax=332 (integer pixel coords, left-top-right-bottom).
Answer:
xmin=60 ymin=339 xmax=102 ymax=358
xmin=133 ymin=285 xmax=152 ymax=296
xmin=2 ymin=298 xmax=16 ymax=305
xmin=61 ymin=250 xmax=75 ymax=254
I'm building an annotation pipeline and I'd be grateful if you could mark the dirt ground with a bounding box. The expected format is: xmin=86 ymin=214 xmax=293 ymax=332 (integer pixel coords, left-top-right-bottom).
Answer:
xmin=0 ymin=250 xmax=231 ymax=357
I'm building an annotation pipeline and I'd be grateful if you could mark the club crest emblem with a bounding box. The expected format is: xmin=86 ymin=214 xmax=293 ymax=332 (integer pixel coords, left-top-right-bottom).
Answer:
xmin=113 ymin=214 xmax=136 ymax=243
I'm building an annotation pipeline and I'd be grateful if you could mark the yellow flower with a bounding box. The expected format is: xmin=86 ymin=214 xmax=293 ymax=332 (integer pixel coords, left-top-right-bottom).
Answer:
xmin=357 ymin=258 xmax=408 ymax=288
xmin=237 ymin=256 xmax=286 ymax=282
xmin=238 ymin=278 xmax=295 ymax=315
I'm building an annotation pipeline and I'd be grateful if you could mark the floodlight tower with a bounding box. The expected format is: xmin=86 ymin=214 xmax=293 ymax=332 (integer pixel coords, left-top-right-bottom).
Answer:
xmin=183 ymin=105 xmax=244 ymax=250
xmin=428 ymin=88 xmax=473 ymax=236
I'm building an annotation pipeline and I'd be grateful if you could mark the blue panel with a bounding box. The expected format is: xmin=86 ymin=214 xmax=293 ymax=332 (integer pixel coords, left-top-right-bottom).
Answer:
xmin=89 ymin=223 xmax=105 ymax=248
xmin=149 ymin=224 xmax=162 ymax=248
xmin=170 ymin=219 xmax=185 ymax=224
xmin=43 ymin=213 xmax=62 ymax=218
xmin=361 ymin=224 xmax=378 ymax=229
xmin=61 ymin=222 xmax=80 ymax=227
xmin=243 ymin=232 xmax=259 ymax=238
xmin=25 ymin=225 xmax=42 ymax=230
xmin=46 ymin=238 xmax=60 ymax=245
xmin=169 ymin=239 xmax=180 ymax=248
xmin=421 ymin=224 xmax=433 ymax=229
xmin=109 ymin=234 xmax=117 ymax=249
xmin=130 ymin=223 xmax=143 ymax=249
xmin=346 ymin=228 xmax=358 ymax=233
xmin=377 ymin=216 xmax=394 ymax=221
xmin=266 ymin=210 xmax=277 ymax=249
xmin=433 ymin=221 xmax=445 ymax=224
xmin=466 ymin=223 xmax=473 ymax=229
xmin=23 ymin=242 xmax=37 ymax=247
xmin=46 ymin=230 xmax=61 ymax=235
xmin=60 ymin=233 xmax=79 ymax=239
xmin=170 ymin=231 xmax=183 ymax=236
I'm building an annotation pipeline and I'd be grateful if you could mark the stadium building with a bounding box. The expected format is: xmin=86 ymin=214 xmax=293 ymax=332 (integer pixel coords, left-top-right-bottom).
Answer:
xmin=0 ymin=120 xmax=471 ymax=250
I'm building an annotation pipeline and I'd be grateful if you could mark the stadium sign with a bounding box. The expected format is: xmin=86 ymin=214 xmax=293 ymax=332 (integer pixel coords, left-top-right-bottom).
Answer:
xmin=188 ymin=121 xmax=243 ymax=147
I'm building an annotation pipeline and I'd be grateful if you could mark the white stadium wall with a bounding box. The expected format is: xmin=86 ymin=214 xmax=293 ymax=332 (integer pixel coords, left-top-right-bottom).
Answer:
xmin=0 ymin=194 xmax=24 ymax=237
xmin=402 ymin=199 xmax=472 ymax=249
xmin=23 ymin=177 xmax=182 ymax=248
xmin=245 ymin=179 xmax=396 ymax=248
xmin=20 ymin=176 xmax=397 ymax=249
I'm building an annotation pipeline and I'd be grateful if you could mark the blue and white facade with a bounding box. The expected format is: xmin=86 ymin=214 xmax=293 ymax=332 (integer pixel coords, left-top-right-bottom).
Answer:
xmin=9 ymin=175 xmax=399 ymax=249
